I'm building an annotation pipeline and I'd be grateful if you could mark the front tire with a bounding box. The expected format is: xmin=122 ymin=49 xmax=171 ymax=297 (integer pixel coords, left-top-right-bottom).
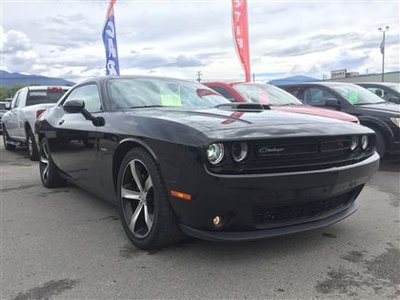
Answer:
xmin=39 ymin=138 xmax=66 ymax=188
xmin=373 ymin=129 xmax=386 ymax=158
xmin=118 ymin=148 xmax=182 ymax=249
xmin=26 ymin=128 xmax=39 ymax=161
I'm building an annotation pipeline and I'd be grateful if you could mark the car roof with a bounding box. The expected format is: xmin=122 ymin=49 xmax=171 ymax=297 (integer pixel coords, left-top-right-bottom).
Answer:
xmin=279 ymin=81 xmax=354 ymax=87
xmin=357 ymin=82 xmax=398 ymax=86
xmin=76 ymin=75 xmax=201 ymax=87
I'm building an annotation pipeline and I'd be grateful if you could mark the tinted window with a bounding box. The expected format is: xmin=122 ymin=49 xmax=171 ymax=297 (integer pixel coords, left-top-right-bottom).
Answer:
xmin=366 ymin=87 xmax=391 ymax=100
xmin=0 ymin=103 xmax=6 ymax=110
xmin=26 ymin=89 xmax=67 ymax=106
xmin=284 ymin=87 xmax=304 ymax=99
xmin=210 ymin=86 xmax=235 ymax=102
xmin=233 ymin=83 xmax=303 ymax=105
xmin=107 ymin=78 xmax=229 ymax=109
xmin=303 ymin=87 xmax=337 ymax=105
xmin=64 ymin=85 xmax=102 ymax=113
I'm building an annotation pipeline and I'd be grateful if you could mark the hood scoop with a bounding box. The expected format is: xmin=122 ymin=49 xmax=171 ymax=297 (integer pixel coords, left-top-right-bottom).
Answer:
xmin=215 ymin=103 xmax=271 ymax=112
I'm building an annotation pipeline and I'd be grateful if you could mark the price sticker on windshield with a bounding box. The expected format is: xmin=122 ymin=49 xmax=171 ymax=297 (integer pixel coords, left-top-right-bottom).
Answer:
xmin=347 ymin=91 xmax=359 ymax=104
xmin=160 ymin=85 xmax=182 ymax=106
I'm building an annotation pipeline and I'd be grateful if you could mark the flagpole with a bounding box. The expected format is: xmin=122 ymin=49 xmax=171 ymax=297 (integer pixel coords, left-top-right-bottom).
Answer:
xmin=378 ymin=26 xmax=389 ymax=82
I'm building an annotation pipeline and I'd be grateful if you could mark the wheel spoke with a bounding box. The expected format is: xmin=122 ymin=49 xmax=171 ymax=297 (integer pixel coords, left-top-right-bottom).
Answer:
xmin=129 ymin=202 xmax=144 ymax=232
xmin=129 ymin=161 xmax=144 ymax=192
xmin=40 ymin=157 xmax=49 ymax=164
xmin=43 ymin=165 xmax=49 ymax=179
xmin=121 ymin=187 xmax=140 ymax=200
xmin=143 ymin=204 xmax=153 ymax=230
xmin=144 ymin=176 xmax=153 ymax=193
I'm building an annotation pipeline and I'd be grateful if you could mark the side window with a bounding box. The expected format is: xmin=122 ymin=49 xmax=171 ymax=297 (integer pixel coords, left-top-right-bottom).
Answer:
xmin=303 ymin=87 xmax=337 ymax=105
xmin=209 ymin=86 xmax=236 ymax=102
xmin=285 ymin=87 xmax=304 ymax=100
xmin=366 ymin=87 xmax=391 ymax=101
xmin=11 ymin=91 xmax=21 ymax=108
xmin=64 ymin=84 xmax=102 ymax=113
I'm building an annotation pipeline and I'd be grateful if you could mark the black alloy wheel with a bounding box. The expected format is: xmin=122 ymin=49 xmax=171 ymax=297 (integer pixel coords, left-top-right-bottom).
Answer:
xmin=39 ymin=138 xmax=65 ymax=188
xmin=118 ymin=148 xmax=182 ymax=249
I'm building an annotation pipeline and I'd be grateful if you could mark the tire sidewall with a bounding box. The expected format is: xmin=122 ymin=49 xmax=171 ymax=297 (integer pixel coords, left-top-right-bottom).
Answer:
xmin=117 ymin=148 xmax=168 ymax=248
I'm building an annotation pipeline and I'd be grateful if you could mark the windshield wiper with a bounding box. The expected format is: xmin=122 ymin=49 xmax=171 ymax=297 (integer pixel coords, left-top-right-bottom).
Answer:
xmin=129 ymin=105 xmax=165 ymax=109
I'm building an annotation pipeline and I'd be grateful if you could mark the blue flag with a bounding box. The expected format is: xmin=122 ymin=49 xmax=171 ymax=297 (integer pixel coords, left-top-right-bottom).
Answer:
xmin=102 ymin=0 xmax=120 ymax=75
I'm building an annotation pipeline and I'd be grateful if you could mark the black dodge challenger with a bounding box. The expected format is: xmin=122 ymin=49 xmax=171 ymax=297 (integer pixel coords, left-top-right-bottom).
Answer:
xmin=36 ymin=76 xmax=379 ymax=249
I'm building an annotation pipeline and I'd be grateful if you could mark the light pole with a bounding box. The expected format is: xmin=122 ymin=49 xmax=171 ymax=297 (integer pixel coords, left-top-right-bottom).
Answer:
xmin=378 ymin=26 xmax=389 ymax=82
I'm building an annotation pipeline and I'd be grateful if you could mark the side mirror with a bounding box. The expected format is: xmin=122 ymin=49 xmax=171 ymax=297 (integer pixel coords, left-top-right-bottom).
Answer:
xmin=63 ymin=100 xmax=85 ymax=113
xmin=325 ymin=98 xmax=341 ymax=108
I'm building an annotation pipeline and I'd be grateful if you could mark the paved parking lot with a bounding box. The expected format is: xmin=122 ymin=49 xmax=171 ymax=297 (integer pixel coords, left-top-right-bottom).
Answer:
xmin=1 ymin=142 xmax=399 ymax=299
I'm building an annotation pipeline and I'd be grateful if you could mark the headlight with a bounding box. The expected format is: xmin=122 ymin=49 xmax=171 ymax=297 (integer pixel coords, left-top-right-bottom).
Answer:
xmin=361 ymin=135 xmax=368 ymax=149
xmin=390 ymin=117 xmax=400 ymax=127
xmin=350 ymin=136 xmax=358 ymax=151
xmin=231 ymin=142 xmax=248 ymax=162
xmin=207 ymin=143 xmax=225 ymax=165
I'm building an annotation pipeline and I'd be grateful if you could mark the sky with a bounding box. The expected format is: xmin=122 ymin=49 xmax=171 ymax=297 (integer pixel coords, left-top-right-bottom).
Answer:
xmin=1 ymin=0 xmax=399 ymax=83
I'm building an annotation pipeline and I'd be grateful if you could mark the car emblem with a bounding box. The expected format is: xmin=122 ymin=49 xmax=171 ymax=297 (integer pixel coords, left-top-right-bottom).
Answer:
xmin=259 ymin=146 xmax=285 ymax=154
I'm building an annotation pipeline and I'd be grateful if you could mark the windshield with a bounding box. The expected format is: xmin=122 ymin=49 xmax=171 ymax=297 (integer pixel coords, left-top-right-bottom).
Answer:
xmin=233 ymin=83 xmax=303 ymax=106
xmin=26 ymin=89 xmax=67 ymax=106
xmin=330 ymin=84 xmax=386 ymax=105
xmin=108 ymin=78 xmax=229 ymax=109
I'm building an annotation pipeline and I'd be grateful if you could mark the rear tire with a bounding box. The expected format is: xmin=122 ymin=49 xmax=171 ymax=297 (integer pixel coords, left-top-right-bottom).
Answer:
xmin=26 ymin=128 xmax=39 ymax=161
xmin=118 ymin=148 xmax=182 ymax=249
xmin=39 ymin=138 xmax=66 ymax=188
xmin=2 ymin=126 xmax=16 ymax=151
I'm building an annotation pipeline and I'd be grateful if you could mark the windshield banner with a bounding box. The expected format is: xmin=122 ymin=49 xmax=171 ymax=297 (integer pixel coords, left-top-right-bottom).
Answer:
xmin=231 ymin=0 xmax=251 ymax=82
xmin=102 ymin=0 xmax=120 ymax=75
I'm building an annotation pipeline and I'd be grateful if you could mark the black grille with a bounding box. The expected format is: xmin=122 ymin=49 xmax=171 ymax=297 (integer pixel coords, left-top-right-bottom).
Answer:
xmin=253 ymin=188 xmax=360 ymax=228
xmin=207 ymin=135 xmax=374 ymax=175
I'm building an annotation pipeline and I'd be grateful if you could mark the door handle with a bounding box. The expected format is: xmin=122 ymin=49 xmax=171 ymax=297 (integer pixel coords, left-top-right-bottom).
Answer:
xmin=58 ymin=119 xmax=65 ymax=125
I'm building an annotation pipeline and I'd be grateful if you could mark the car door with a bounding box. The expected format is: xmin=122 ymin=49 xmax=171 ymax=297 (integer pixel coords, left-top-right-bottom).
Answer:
xmin=7 ymin=89 xmax=23 ymax=139
xmin=50 ymin=83 xmax=104 ymax=193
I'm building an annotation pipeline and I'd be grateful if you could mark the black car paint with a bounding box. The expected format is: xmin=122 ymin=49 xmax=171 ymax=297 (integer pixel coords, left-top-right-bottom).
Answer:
xmin=279 ymin=83 xmax=400 ymax=155
xmin=36 ymin=76 xmax=379 ymax=241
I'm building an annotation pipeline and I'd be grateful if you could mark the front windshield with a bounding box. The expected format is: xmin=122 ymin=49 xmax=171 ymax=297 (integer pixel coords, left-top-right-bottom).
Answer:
xmin=233 ymin=83 xmax=303 ymax=106
xmin=386 ymin=83 xmax=400 ymax=93
xmin=330 ymin=84 xmax=386 ymax=105
xmin=108 ymin=78 xmax=229 ymax=109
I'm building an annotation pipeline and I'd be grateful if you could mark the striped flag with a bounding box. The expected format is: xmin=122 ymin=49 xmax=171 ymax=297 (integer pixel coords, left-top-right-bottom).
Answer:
xmin=102 ymin=0 xmax=120 ymax=75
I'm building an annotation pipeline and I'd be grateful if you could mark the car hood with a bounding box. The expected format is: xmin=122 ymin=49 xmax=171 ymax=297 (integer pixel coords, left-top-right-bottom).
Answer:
xmin=354 ymin=102 xmax=400 ymax=115
xmin=123 ymin=107 xmax=372 ymax=142
xmin=271 ymin=105 xmax=358 ymax=122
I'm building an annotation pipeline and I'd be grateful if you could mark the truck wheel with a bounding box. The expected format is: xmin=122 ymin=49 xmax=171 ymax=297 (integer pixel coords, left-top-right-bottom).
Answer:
xmin=26 ymin=128 xmax=39 ymax=161
xmin=118 ymin=148 xmax=183 ymax=249
xmin=2 ymin=126 xmax=16 ymax=151
xmin=39 ymin=138 xmax=66 ymax=188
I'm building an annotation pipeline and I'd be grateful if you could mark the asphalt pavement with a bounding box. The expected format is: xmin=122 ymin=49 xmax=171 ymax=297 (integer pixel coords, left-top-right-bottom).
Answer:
xmin=1 ymin=143 xmax=399 ymax=299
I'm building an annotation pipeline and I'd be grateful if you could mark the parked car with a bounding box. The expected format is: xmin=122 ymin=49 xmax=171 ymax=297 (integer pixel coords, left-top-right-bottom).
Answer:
xmin=0 ymin=101 xmax=10 ymax=133
xmin=279 ymin=82 xmax=400 ymax=157
xmin=2 ymin=86 xmax=69 ymax=160
xmin=356 ymin=82 xmax=400 ymax=104
xmin=36 ymin=76 xmax=379 ymax=249
xmin=204 ymin=82 xmax=359 ymax=123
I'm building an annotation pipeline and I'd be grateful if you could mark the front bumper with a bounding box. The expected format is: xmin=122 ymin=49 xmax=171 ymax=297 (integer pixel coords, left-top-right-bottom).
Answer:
xmin=168 ymin=152 xmax=379 ymax=241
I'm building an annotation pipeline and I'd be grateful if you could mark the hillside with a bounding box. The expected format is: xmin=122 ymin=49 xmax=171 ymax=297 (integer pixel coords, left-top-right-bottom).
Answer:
xmin=0 ymin=70 xmax=75 ymax=87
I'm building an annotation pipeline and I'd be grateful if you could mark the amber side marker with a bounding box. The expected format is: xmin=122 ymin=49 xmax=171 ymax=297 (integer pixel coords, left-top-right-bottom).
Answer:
xmin=170 ymin=190 xmax=192 ymax=201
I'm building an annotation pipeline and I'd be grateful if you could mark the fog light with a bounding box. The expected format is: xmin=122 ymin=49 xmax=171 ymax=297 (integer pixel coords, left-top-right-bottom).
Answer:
xmin=213 ymin=215 xmax=222 ymax=227
xmin=361 ymin=135 xmax=368 ymax=149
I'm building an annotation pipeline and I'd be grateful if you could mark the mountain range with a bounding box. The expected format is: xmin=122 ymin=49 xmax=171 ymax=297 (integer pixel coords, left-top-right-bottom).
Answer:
xmin=0 ymin=70 xmax=75 ymax=87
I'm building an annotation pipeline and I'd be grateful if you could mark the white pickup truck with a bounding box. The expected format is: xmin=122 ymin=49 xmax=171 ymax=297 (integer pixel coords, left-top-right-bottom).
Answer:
xmin=2 ymin=86 xmax=70 ymax=160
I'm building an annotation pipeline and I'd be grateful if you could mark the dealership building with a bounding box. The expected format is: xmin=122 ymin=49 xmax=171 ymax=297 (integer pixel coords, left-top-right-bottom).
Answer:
xmin=326 ymin=69 xmax=400 ymax=83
